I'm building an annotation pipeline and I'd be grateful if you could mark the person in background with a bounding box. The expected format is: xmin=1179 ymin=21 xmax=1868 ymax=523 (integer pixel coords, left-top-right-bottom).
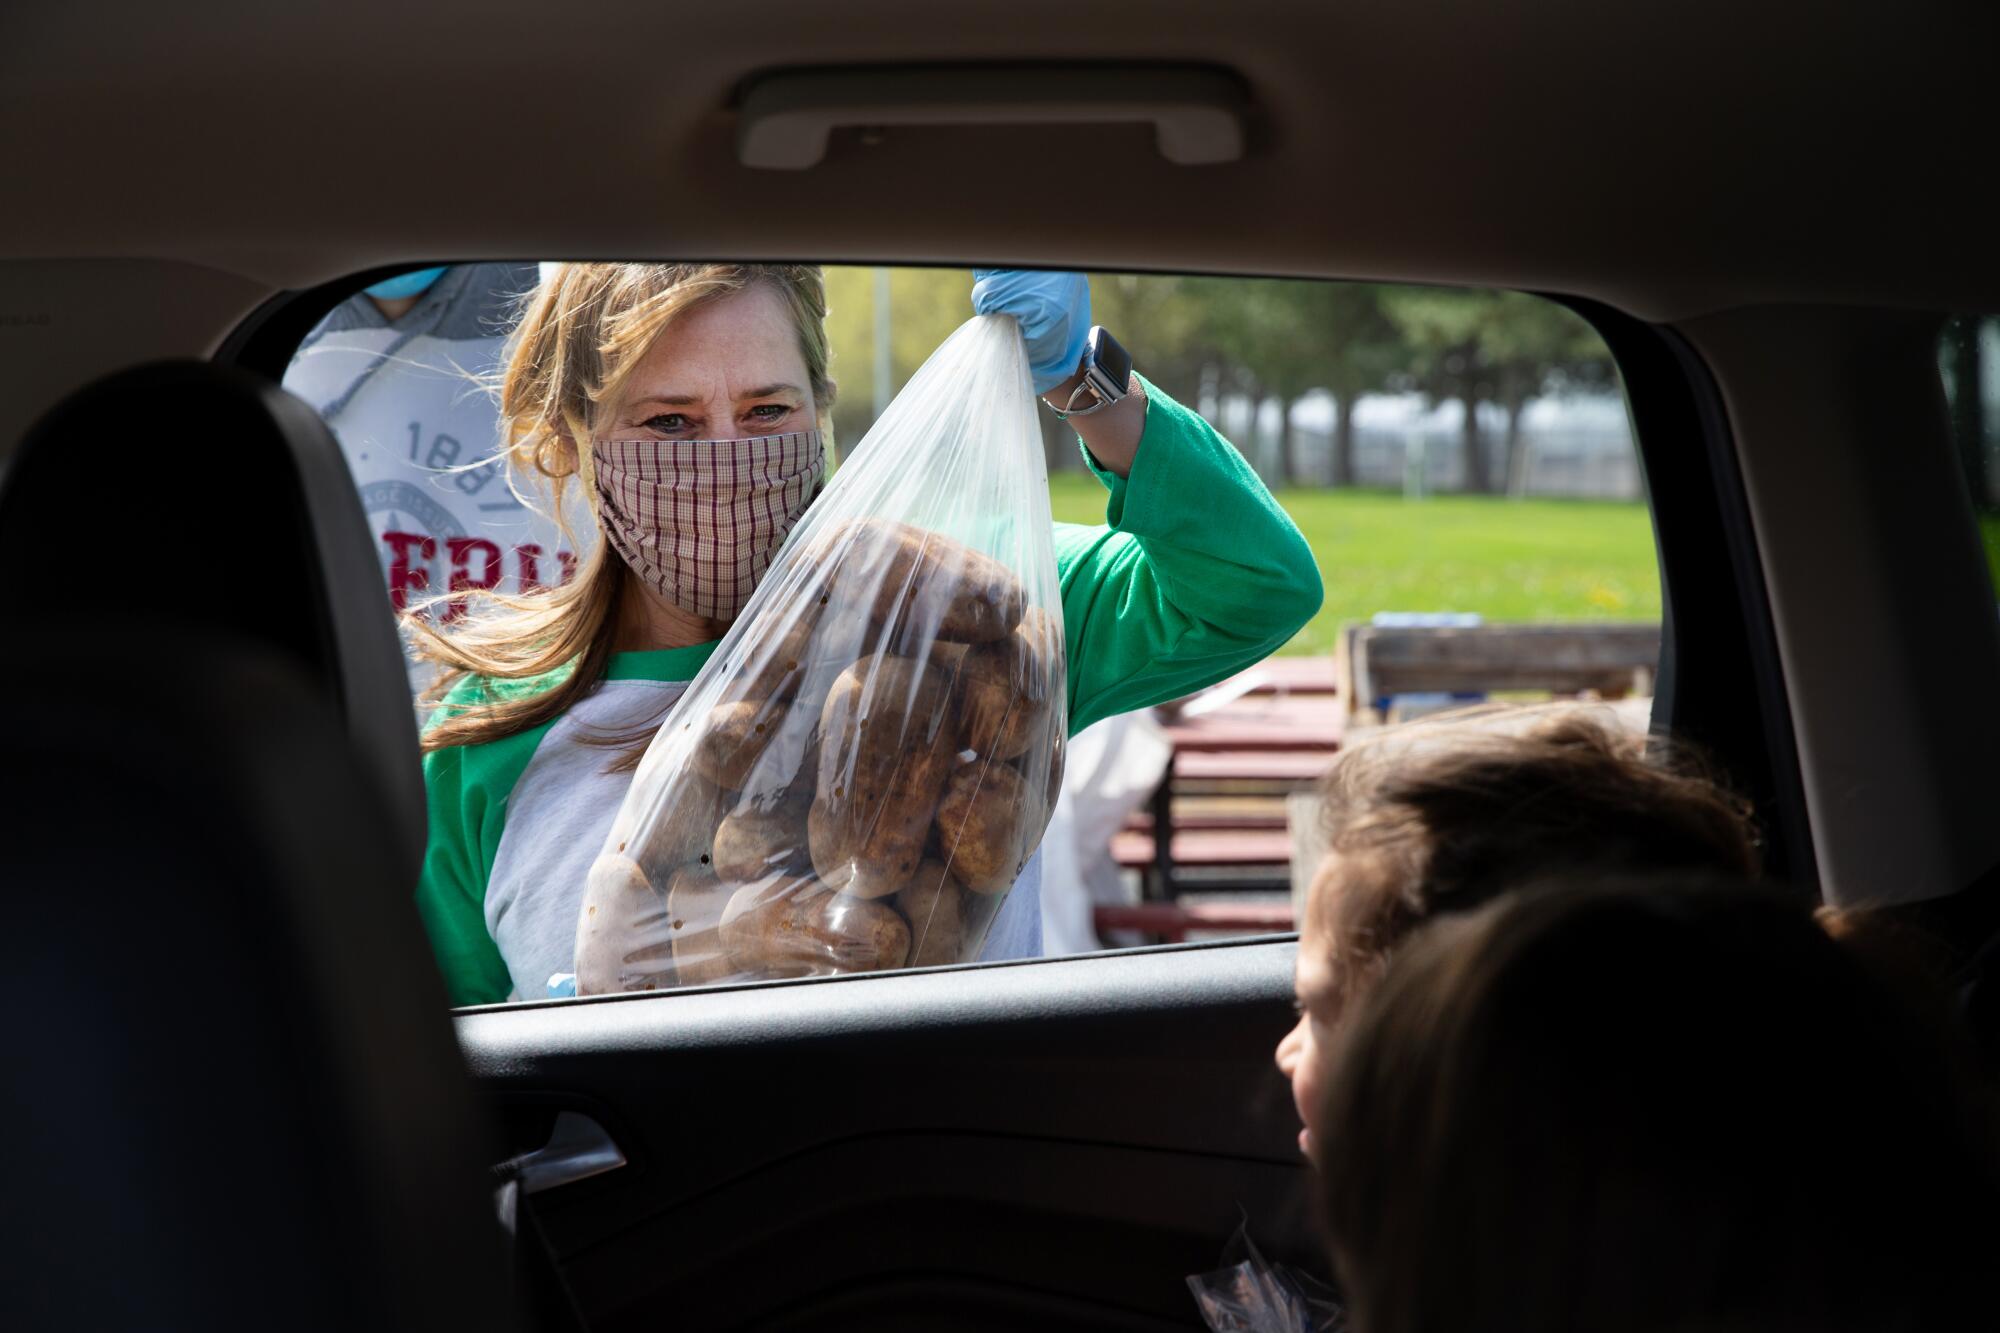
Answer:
xmin=1275 ymin=704 xmax=1757 ymax=1160
xmin=1315 ymin=878 xmax=2000 ymax=1333
xmin=282 ymin=264 xmax=587 ymax=692
xmin=1037 ymin=709 xmax=1173 ymax=956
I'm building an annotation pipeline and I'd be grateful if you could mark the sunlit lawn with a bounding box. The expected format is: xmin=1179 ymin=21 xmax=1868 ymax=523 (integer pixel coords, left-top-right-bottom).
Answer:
xmin=1047 ymin=475 xmax=1663 ymax=657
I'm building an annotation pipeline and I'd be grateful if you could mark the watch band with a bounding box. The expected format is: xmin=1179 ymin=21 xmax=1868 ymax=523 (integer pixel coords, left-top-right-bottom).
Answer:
xmin=1043 ymin=334 xmax=1128 ymax=419
xmin=1045 ymin=379 xmax=1117 ymax=420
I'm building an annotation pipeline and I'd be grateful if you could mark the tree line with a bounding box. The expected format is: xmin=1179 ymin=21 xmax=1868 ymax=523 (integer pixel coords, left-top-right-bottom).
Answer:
xmin=823 ymin=268 xmax=1619 ymax=492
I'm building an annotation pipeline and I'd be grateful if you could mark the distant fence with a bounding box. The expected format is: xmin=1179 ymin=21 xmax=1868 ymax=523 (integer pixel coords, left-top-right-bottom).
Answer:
xmin=1271 ymin=424 xmax=1642 ymax=500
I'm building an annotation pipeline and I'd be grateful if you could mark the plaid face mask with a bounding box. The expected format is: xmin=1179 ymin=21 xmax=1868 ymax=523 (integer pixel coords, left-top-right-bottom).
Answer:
xmin=591 ymin=430 xmax=825 ymax=622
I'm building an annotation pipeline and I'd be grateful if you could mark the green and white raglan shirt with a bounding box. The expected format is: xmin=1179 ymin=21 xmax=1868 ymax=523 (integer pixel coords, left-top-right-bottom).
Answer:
xmin=417 ymin=377 xmax=1324 ymax=1005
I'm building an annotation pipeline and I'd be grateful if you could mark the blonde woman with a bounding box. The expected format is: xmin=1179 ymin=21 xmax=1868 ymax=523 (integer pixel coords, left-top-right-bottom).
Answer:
xmin=414 ymin=264 xmax=1322 ymax=1004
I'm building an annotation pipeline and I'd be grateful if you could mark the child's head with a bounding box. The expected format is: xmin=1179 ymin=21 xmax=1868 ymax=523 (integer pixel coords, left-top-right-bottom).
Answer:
xmin=1275 ymin=705 xmax=1757 ymax=1159
xmin=1316 ymin=878 xmax=1997 ymax=1333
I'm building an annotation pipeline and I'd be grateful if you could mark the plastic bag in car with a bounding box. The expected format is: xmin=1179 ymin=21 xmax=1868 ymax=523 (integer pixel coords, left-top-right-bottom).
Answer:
xmin=573 ymin=314 xmax=1067 ymax=994
xmin=1186 ymin=1219 xmax=1346 ymax=1332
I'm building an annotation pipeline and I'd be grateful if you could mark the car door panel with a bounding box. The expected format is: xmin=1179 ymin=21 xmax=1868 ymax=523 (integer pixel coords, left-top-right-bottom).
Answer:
xmin=458 ymin=938 xmax=1318 ymax=1328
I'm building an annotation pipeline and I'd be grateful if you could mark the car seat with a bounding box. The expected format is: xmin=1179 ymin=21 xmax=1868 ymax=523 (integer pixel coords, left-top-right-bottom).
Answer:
xmin=0 ymin=628 xmax=518 ymax=1332
xmin=0 ymin=359 xmax=427 ymax=877
xmin=0 ymin=364 xmax=514 ymax=1330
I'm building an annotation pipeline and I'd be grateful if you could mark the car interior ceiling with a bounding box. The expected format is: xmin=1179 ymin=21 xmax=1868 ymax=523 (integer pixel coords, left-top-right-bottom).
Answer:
xmin=5 ymin=3 xmax=1998 ymax=1329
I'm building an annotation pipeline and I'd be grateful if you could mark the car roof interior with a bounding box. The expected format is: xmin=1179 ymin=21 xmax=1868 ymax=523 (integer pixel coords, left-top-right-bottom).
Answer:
xmin=0 ymin=0 xmax=1987 ymax=318
xmin=6 ymin=4 xmax=1996 ymax=1328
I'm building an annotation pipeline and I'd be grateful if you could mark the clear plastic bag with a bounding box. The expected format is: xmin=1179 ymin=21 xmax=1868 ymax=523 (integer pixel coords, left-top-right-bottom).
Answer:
xmin=1186 ymin=1220 xmax=1346 ymax=1332
xmin=574 ymin=315 xmax=1067 ymax=994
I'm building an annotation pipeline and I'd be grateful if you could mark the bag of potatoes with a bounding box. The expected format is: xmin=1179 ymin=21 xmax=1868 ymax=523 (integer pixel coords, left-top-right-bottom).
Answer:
xmin=574 ymin=315 xmax=1068 ymax=995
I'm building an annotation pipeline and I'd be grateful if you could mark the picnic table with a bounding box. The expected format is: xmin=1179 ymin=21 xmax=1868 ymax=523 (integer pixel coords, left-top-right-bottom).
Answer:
xmin=1091 ymin=621 xmax=1661 ymax=944
xmin=1096 ymin=663 xmax=1343 ymax=944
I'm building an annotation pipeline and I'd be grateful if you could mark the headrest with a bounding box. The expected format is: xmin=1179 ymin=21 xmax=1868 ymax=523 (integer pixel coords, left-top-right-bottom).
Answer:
xmin=1 ymin=625 xmax=515 ymax=1331
xmin=0 ymin=360 xmax=425 ymax=878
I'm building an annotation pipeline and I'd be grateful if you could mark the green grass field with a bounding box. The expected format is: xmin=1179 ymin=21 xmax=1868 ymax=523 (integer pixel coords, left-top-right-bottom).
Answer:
xmin=1046 ymin=475 xmax=1664 ymax=657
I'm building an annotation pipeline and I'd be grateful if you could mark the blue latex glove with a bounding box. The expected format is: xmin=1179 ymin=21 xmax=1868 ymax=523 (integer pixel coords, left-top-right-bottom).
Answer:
xmin=971 ymin=269 xmax=1092 ymax=394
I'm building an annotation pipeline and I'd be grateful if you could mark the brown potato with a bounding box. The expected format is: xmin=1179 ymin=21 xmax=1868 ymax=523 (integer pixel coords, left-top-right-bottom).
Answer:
xmin=815 ymin=517 xmax=1025 ymax=644
xmin=817 ymin=652 xmax=958 ymax=787
xmin=622 ymin=771 xmax=726 ymax=873
xmin=716 ymin=615 xmax=818 ymax=703
xmin=954 ymin=607 xmax=1060 ymax=761
xmin=810 ymin=653 xmax=961 ymax=898
xmin=719 ymin=876 xmax=912 ymax=976
xmin=814 ymin=891 xmax=913 ymax=973
xmin=896 ymin=859 xmax=969 ymax=968
xmin=666 ymin=863 xmax=735 ymax=987
xmin=711 ymin=805 xmax=809 ymax=882
xmin=574 ymin=853 xmax=670 ymax=994
xmin=690 ymin=698 xmax=790 ymax=790
xmin=727 ymin=701 xmax=820 ymax=815
xmin=809 ymin=761 xmax=946 ymax=898
xmin=934 ymin=761 xmax=1039 ymax=894
xmin=718 ymin=875 xmax=823 ymax=980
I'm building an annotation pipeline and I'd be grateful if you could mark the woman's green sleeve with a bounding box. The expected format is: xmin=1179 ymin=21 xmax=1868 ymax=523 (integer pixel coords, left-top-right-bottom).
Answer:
xmin=1054 ymin=374 xmax=1324 ymax=734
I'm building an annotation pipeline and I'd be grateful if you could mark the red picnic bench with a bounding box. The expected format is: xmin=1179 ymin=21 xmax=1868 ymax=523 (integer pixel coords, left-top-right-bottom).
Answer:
xmin=1107 ymin=662 xmax=1343 ymax=932
xmin=1092 ymin=625 xmax=1662 ymax=944
xmin=1091 ymin=901 xmax=1298 ymax=945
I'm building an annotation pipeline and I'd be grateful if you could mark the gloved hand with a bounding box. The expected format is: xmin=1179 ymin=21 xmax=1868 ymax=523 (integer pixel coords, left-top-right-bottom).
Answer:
xmin=971 ymin=269 xmax=1092 ymax=395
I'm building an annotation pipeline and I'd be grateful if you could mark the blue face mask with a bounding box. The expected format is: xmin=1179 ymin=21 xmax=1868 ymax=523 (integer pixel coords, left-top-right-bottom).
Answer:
xmin=364 ymin=266 xmax=448 ymax=301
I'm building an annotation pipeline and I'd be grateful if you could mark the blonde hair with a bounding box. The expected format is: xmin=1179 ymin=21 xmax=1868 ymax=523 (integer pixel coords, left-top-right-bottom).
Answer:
xmin=412 ymin=263 xmax=834 ymax=753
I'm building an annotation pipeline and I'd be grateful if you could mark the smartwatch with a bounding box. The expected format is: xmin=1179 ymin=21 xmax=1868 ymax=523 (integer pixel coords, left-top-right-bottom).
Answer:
xmin=1046 ymin=326 xmax=1134 ymax=419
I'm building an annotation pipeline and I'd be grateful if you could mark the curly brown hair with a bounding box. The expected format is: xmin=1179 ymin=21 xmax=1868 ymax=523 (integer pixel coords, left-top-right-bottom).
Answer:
xmin=1308 ymin=704 xmax=1760 ymax=1015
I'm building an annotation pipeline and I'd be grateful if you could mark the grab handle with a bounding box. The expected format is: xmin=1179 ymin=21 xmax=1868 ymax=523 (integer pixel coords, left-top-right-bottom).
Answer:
xmin=737 ymin=65 xmax=1248 ymax=170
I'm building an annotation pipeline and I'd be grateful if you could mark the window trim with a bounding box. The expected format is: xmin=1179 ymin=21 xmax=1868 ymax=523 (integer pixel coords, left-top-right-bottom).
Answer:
xmin=1561 ymin=296 xmax=1816 ymax=891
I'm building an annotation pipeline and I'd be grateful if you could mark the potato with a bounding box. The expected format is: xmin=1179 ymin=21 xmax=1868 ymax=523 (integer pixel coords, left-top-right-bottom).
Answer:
xmin=666 ymin=863 xmax=735 ymax=987
xmin=729 ymin=702 xmax=821 ymax=815
xmin=720 ymin=876 xmax=913 ymax=976
xmin=896 ymin=859 xmax=969 ymax=968
xmin=718 ymin=876 xmax=823 ymax=980
xmin=934 ymin=761 xmax=1039 ymax=894
xmin=925 ymin=640 xmax=971 ymax=676
xmin=954 ymin=607 xmax=1060 ymax=761
xmin=574 ymin=853 xmax=671 ymax=994
xmin=620 ymin=771 xmax=726 ymax=872
xmin=810 ymin=653 xmax=961 ymax=898
xmin=690 ymin=698 xmax=790 ymax=789
xmin=716 ymin=615 xmax=818 ymax=703
xmin=711 ymin=805 xmax=809 ymax=882
xmin=815 ymin=652 xmax=957 ymax=791
xmin=814 ymin=891 xmax=914 ymax=973
xmin=816 ymin=517 xmax=1025 ymax=644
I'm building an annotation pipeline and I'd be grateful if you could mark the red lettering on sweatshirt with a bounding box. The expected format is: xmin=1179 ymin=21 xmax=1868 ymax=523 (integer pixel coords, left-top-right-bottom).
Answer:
xmin=383 ymin=531 xmax=436 ymax=612
xmin=444 ymin=537 xmax=504 ymax=623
